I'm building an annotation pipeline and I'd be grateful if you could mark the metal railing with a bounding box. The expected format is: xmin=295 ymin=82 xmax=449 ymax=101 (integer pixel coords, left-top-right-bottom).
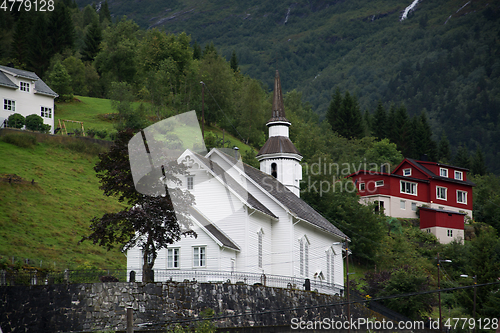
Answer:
xmin=127 ymin=268 xmax=343 ymax=296
xmin=0 ymin=268 xmax=343 ymax=296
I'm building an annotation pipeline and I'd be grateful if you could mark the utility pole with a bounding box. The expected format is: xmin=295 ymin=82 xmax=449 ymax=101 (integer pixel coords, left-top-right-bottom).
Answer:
xmin=437 ymin=252 xmax=441 ymax=332
xmin=345 ymin=238 xmax=350 ymax=333
xmin=200 ymin=81 xmax=205 ymax=140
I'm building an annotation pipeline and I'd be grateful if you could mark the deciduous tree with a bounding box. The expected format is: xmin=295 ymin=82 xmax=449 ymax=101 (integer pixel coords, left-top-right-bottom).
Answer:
xmin=81 ymin=129 xmax=196 ymax=282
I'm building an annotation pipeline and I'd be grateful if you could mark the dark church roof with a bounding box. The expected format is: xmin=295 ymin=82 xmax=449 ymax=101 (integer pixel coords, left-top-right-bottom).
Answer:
xmin=256 ymin=136 xmax=301 ymax=157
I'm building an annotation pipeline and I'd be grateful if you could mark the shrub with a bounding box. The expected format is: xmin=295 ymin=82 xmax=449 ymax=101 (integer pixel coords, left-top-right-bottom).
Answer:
xmin=96 ymin=129 xmax=108 ymax=139
xmin=25 ymin=114 xmax=44 ymax=131
xmin=86 ymin=128 xmax=97 ymax=138
xmin=1 ymin=133 xmax=37 ymax=148
xmin=8 ymin=113 xmax=25 ymax=128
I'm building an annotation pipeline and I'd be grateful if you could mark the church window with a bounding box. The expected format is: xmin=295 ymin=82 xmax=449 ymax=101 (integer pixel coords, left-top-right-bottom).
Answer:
xmin=258 ymin=230 xmax=263 ymax=269
xmin=271 ymin=163 xmax=277 ymax=178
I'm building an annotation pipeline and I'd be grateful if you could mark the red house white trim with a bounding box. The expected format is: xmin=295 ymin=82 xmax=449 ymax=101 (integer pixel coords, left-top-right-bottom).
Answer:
xmin=348 ymin=158 xmax=475 ymax=243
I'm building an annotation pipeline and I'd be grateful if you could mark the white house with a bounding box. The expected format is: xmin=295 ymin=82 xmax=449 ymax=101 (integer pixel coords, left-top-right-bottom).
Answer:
xmin=0 ymin=65 xmax=58 ymax=133
xmin=127 ymin=71 xmax=347 ymax=295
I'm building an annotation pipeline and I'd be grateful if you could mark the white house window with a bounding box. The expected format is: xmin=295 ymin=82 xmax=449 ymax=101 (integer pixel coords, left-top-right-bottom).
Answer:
xmin=447 ymin=230 xmax=453 ymax=237
xmin=411 ymin=202 xmax=417 ymax=211
xmin=187 ymin=176 xmax=193 ymax=190
xmin=258 ymin=230 xmax=263 ymax=269
xmin=193 ymin=247 xmax=206 ymax=267
xmin=436 ymin=186 xmax=447 ymax=200
xmin=359 ymin=183 xmax=365 ymax=191
xmin=375 ymin=180 xmax=384 ymax=187
xmin=440 ymin=168 xmax=448 ymax=177
xmin=400 ymin=200 xmax=406 ymax=210
xmin=299 ymin=237 xmax=309 ymax=277
xmin=299 ymin=239 xmax=304 ymax=275
xmin=326 ymin=252 xmax=330 ymax=283
xmin=455 ymin=171 xmax=463 ymax=180
xmin=167 ymin=248 xmax=179 ymax=268
xmin=403 ymin=168 xmax=411 ymax=176
xmin=457 ymin=190 xmax=467 ymax=204
xmin=330 ymin=250 xmax=334 ymax=284
xmin=427 ymin=229 xmax=431 ymax=233
xmin=400 ymin=180 xmax=417 ymax=195
xmin=304 ymin=241 xmax=309 ymax=278
xmin=20 ymin=82 xmax=30 ymax=92
xmin=41 ymin=106 xmax=52 ymax=118
xmin=4 ymin=99 xmax=15 ymax=112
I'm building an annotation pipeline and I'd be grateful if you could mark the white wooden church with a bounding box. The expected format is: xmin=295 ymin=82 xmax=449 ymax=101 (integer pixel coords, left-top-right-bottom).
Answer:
xmin=126 ymin=71 xmax=347 ymax=295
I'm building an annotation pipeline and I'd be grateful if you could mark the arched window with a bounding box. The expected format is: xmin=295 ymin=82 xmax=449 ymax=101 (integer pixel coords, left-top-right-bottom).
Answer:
xmin=271 ymin=163 xmax=277 ymax=178
xmin=258 ymin=230 xmax=263 ymax=269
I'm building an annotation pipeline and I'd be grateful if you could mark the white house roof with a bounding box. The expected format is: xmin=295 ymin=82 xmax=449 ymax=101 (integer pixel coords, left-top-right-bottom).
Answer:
xmin=0 ymin=65 xmax=58 ymax=97
xmin=0 ymin=71 xmax=18 ymax=89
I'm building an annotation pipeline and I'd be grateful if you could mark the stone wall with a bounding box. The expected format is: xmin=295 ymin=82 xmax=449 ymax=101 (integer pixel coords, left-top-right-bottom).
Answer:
xmin=0 ymin=281 xmax=377 ymax=332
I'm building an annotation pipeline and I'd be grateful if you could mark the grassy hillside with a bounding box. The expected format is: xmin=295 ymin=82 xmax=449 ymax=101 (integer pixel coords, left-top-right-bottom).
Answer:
xmin=0 ymin=133 xmax=126 ymax=270
xmin=0 ymin=96 xmax=256 ymax=269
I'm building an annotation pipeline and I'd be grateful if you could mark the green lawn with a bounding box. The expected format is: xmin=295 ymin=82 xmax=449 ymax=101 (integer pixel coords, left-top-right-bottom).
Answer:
xmin=55 ymin=96 xmax=118 ymax=134
xmin=0 ymin=136 xmax=126 ymax=270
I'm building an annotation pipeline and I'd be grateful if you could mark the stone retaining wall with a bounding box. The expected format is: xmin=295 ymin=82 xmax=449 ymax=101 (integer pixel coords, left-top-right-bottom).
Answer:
xmin=0 ymin=282 xmax=377 ymax=332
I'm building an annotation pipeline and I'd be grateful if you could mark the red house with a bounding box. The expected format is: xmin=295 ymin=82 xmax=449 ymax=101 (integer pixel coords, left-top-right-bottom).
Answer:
xmin=348 ymin=158 xmax=475 ymax=243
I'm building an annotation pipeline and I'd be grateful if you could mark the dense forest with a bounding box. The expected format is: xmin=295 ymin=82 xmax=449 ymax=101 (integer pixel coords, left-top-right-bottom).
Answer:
xmin=41 ymin=0 xmax=500 ymax=175
xmin=1 ymin=0 xmax=500 ymax=321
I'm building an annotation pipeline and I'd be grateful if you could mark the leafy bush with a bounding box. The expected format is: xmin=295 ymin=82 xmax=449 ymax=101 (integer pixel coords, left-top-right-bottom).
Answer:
xmin=25 ymin=114 xmax=44 ymax=131
xmin=8 ymin=113 xmax=25 ymax=128
xmin=1 ymin=133 xmax=37 ymax=148
xmin=96 ymin=129 xmax=108 ymax=139
xmin=86 ymin=128 xmax=97 ymax=138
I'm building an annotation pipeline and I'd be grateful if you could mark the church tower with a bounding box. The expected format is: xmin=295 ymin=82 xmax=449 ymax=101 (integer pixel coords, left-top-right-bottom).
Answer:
xmin=256 ymin=70 xmax=303 ymax=197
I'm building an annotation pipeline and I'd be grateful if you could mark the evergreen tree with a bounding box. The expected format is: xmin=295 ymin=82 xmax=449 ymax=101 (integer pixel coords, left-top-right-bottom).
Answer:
xmin=387 ymin=104 xmax=397 ymax=144
xmin=414 ymin=110 xmax=437 ymax=160
xmin=363 ymin=110 xmax=372 ymax=136
xmin=437 ymin=131 xmax=451 ymax=163
xmin=454 ymin=144 xmax=471 ymax=169
xmin=392 ymin=104 xmax=411 ymax=157
xmin=372 ymin=101 xmax=387 ymax=140
xmin=48 ymin=1 xmax=75 ymax=56
xmin=28 ymin=13 xmax=51 ymax=76
xmin=81 ymin=18 xmax=102 ymax=62
xmin=99 ymin=0 xmax=112 ymax=23
xmin=472 ymin=147 xmax=487 ymax=175
xmin=203 ymin=42 xmax=217 ymax=57
xmin=230 ymin=50 xmax=239 ymax=72
xmin=192 ymin=41 xmax=201 ymax=60
xmin=326 ymin=89 xmax=364 ymax=139
xmin=326 ymin=87 xmax=341 ymax=132
xmin=11 ymin=11 xmax=32 ymax=68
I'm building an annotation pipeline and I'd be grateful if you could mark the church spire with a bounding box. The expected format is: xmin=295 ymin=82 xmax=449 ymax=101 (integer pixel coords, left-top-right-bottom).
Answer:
xmin=257 ymin=70 xmax=302 ymax=197
xmin=268 ymin=70 xmax=289 ymax=124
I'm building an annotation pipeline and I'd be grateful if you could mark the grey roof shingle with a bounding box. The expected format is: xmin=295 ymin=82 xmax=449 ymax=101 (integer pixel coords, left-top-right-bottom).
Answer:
xmin=0 ymin=71 xmax=18 ymax=89
xmin=0 ymin=65 xmax=58 ymax=97
xmin=243 ymin=163 xmax=347 ymax=238
xmin=190 ymin=208 xmax=240 ymax=251
xmin=193 ymin=152 xmax=278 ymax=219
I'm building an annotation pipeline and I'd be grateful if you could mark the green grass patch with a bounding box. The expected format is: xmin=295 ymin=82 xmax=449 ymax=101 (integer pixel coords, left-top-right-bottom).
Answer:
xmin=0 ymin=139 xmax=126 ymax=270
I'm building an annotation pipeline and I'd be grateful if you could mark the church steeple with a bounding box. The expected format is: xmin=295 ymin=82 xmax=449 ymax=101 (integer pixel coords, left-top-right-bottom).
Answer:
xmin=268 ymin=70 xmax=289 ymax=124
xmin=256 ymin=70 xmax=302 ymax=197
